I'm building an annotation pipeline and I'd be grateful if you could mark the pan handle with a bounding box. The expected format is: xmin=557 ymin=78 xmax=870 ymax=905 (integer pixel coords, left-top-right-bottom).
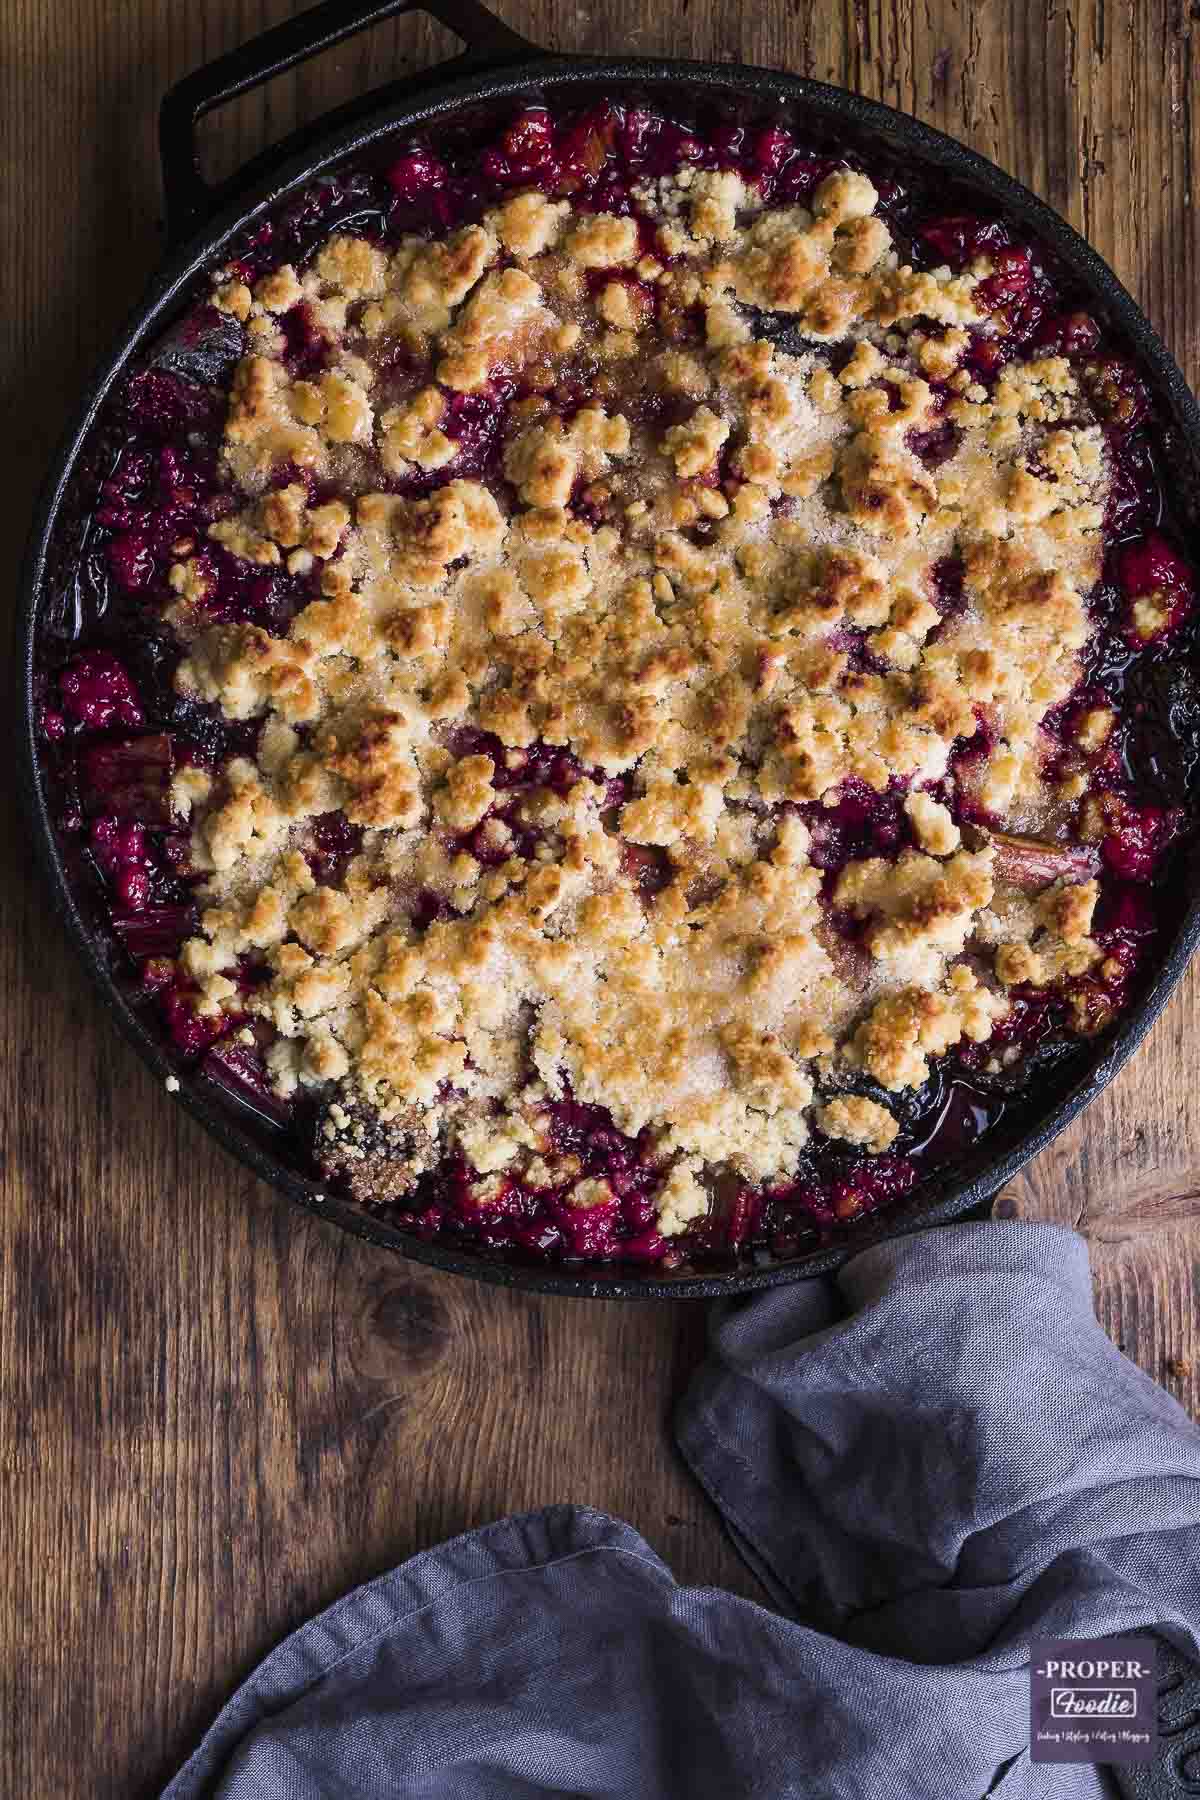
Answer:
xmin=159 ymin=0 xmax=539 ymax=245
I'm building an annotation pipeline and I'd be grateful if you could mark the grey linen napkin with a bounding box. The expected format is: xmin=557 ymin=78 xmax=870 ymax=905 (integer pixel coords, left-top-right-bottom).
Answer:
xmin=163 ymin=1222 xmax=1200 ymax=1800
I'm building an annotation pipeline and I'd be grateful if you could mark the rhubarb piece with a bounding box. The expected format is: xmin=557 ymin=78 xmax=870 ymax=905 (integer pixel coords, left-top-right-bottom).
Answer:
xmin=79 ymin=733 xmax=175 ymax=823
xmin=974 ymin=828 xmax=1100 ymax=891
xmin=111 ymin=904 xmax=198 ymax=960
xmin=199 ymin=1040 xmax=292 ymax=1129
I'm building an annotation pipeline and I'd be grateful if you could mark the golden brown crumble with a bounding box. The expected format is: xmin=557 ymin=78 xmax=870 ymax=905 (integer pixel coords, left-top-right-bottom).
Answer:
xmin=565 ymin=212 xmax=641 ymax=268
xmin=173 ymin=167 xmax=1115 ymax=1234
xmin=816 ymin=1095 xmax=900 ymax=1156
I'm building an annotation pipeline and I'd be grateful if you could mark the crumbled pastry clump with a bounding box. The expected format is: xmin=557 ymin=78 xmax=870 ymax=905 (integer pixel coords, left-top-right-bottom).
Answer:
xmin=169 ymin=156 xmax=1115 ymax=1242
xmin=816 ymin=1095 xmax=900 ymax=1156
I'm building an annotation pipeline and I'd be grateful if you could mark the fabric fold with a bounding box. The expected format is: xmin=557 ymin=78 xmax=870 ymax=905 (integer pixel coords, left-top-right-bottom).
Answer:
xmin=165 ymin=1223 xmax=1200 ymax=1800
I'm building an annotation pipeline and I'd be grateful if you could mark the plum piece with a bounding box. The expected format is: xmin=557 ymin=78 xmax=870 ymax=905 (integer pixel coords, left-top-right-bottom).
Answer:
xmin=107 ymin=529 xmax=159 ymax=593
xmin=1034 ymin=309 xmax=1101 ymax=357
xmin=750 ymin=125 xmax=796 ymax=176
xmin=907 ymin=421 xmax=963 ymax=469
xmin=88 ymin=817 xmax=159 ymax=914
xmin=1098 ymin=800 xmax=1182 ymax=883
xmin=385 ymin=149 xmax=448 ymax=201
xmin=482 ymin=107 xmax=561 ymax=187
xmin=976 ymin=245 xmax=1034 ymax=311
xmin=59 ymin=650 xmax=143 ymax=732
xmin=122 ymin=367 xmax=222 ymax=439
xmin=147 ymin=303 xmax=247 ymax=388
xmin=918 ymin=214 xmax=1013 ymax=269
xmin=1117 ymin=532 xmax=1194 ymax=646
xmin=1083 ymin=356 xmax=1151 ymax=428
xmin=159 ymin=984 xmax=232 ymax=1058
xmin=620 ymin=842 xmax=674 ymax=898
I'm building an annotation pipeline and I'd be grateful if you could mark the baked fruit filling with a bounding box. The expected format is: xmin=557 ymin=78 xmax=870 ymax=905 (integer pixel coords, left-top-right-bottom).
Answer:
xmin=37 ymin=102 xmax=1198 ymax=1268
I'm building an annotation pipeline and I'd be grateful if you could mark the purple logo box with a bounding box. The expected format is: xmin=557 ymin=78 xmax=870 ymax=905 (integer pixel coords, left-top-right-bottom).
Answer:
xmin=1030 ymin=1636 xmax=1158 ymax=1764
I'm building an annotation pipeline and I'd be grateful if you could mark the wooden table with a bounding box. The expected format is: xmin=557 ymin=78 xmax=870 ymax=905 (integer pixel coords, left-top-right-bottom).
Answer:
xmin=2 ymin=2 xmax=1199 ymax=1791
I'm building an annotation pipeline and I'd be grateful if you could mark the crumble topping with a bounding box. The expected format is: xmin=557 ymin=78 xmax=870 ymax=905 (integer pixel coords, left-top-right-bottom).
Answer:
xmin=816 ymin=1094 xmax=900 ymax=1155
xmin=566 ymin=212 xmax=641 ymax=268
xmin=144 ymin=153 xmax=1119 ymax=1241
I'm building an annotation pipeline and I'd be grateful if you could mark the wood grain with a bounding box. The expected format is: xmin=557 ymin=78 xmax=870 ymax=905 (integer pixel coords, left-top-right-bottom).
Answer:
xmin=2 ymin=2 xmax=1199 ymax=1792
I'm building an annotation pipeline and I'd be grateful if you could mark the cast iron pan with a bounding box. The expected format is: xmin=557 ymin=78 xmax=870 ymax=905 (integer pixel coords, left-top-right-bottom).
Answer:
xmin=17 ymin=0 xmax=1200 ymax=1299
